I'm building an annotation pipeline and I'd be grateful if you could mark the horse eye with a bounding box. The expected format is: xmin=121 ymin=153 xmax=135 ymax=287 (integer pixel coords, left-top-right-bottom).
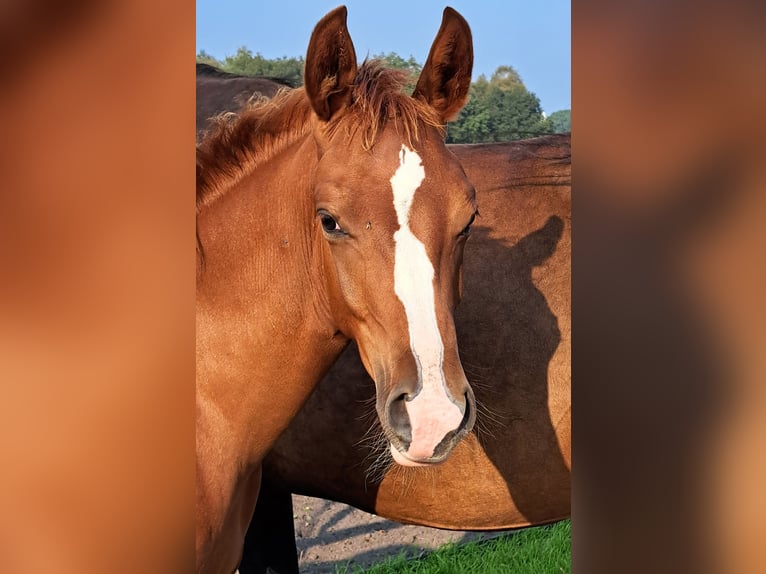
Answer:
xmin=319 ymin=213 xmax=341 ymax=234
xmin=460 ymin=212 xmax=477 ymax=237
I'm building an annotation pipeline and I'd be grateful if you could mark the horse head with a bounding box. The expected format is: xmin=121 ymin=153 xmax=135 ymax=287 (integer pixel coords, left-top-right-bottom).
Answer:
xmin=305 ymin=7 xmax=477 ymax=466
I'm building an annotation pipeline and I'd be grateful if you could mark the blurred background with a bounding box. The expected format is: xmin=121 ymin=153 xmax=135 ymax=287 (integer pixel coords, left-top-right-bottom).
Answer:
xmin=0 ymin=0 xmax=764 ymax=572
xmin=573 ymin=1 xmax=766 ymax=573
xmin=0 ymin=0 xmax=194 ymax=572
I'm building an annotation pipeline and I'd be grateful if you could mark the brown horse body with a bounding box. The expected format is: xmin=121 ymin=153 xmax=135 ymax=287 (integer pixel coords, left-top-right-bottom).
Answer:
xmin=196 ymin=63 xmax=291 ymax=140
xmin=240 ymin=135 xmax=571 ymax=573
xmin=196 ymin=7 xmax=476 ymax=573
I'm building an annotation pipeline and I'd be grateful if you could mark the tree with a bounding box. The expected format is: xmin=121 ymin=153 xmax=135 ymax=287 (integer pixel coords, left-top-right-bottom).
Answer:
xmin=489 ymin=65 xmax=524 ymax=91
xmin=196 ymin=50 xmax=221 ymax=67
xmin=214 ymin=47 xmax=304 ymax=86
xmin=195 ymin=48 xmax=424 ymax=90
xmin=445 ymin=82 xmax=492 ymax=143
xmin=547 ymin=109 xmax=571 ymax=133
xmin=373 ymin=52 xmax=422 ymax=94
xmin=195 ymin=48 xmax=554 ymax=143
xmin=447 ymin=66 xmax=552 ymax=143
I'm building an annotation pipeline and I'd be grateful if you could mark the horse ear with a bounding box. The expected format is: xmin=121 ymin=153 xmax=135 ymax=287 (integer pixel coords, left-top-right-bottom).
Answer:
xmin=304 ymin=6 xmax=358 ymax=122
xmin=412 ymin=7 xmax=473 ymax=122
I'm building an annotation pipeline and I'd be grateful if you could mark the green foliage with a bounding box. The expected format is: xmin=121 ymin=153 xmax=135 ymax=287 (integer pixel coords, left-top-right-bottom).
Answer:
xmin=195 ymin=49 xmax=557 ymax=142
xmin=221 ymin=47 xmax=305 ymax=86
xmin=196 ymin=50 xmax=222 ymax=67
xmin=373 ymin=52 xmax=422 ymax=76
xmin=489 ymin=65 xmax=524 ymax=91
xmin=196 ymin=47 xmax=304 ymax=86
xmin=548 ymin=109 xmax=571 ymax=133
xmin=334 ymin=520 xmax=571 ymax=573
xmin=372 ymin=52 xmax=423 ymax=94
xmin=447 ymin=66 xmax=553 ymax=143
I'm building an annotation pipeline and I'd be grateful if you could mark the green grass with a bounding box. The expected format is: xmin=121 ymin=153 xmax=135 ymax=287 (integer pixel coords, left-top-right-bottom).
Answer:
xmin=334 ymin=519 xmax=571 ymax=574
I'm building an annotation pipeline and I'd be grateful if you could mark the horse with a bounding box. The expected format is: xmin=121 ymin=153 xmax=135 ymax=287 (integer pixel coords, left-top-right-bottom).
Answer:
xmin=196 ymin=6 xmax=477 ymax=573
xmin=240 ymin=134 xmax=572 ymax=573
xmin=196 ymin=63 xmax=293 ymax=141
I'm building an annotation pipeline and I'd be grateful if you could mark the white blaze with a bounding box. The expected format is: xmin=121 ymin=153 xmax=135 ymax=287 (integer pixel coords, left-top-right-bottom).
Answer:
xmin=390 ymin=145 xmax=463 ymax=460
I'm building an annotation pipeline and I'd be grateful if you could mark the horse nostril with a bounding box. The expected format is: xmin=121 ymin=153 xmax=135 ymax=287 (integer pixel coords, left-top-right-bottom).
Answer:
xmin=458 ymin=390 xmax=475 ymax=434
xmin=387 ymin=392 xmax=412 ymax=445
xmin=462 ymin=392 xmax=471 ymax=421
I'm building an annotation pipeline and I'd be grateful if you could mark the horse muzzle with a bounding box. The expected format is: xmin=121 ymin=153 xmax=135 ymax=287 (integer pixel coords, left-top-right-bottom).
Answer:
xmin=384 ymin=381 xmax=476 ymax=466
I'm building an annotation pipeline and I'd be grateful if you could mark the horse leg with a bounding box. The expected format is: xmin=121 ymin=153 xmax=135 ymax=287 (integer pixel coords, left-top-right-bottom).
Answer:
xmin=197 ymin=460 xmax=263 ymax=574
xmin=238 ymin=478 xmax=299 ymax=574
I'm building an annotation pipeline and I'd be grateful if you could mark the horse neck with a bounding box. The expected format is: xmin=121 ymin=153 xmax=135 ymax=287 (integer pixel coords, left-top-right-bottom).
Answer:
xmin=196 ymin=134 xmax=347 ymax=462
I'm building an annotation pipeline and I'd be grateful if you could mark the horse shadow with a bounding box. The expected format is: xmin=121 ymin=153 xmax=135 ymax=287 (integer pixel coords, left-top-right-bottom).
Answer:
xmin=573 ymin=155 xmax=738 ymax=573
xmin=456 ymin=215 xmax=571 ymax=522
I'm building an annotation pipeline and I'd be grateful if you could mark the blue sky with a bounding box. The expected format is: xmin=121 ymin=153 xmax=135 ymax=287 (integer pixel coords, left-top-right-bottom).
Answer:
xmin=196 ymin=1 xmax=570 ymax=114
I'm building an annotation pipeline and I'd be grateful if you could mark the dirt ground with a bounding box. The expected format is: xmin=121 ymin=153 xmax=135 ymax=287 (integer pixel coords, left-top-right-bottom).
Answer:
xmin=293 ymin=495 xmax=506 ymax=573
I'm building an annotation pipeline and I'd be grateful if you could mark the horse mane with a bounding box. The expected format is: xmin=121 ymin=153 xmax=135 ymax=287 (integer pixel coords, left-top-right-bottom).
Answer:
xmin=196 ymin=59 xmax=444 ymax=213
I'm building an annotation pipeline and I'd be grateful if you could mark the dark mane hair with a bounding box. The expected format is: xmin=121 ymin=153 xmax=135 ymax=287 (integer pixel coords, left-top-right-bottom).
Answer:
xmin=196 ymin=59 xmax=443 ymax=213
